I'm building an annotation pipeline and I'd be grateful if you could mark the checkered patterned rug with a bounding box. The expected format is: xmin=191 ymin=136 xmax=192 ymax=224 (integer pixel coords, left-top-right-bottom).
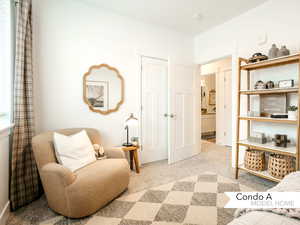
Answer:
xmin=40 ymin=172 xmax=254 ymax=225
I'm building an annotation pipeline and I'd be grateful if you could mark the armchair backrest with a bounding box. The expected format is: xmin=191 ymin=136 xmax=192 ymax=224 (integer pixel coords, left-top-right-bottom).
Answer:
xmin=32 ymin=128 xmax=101 ymax=170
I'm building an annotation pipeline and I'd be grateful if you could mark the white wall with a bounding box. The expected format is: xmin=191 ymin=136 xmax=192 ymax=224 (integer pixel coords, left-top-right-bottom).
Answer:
xmin=32 ymin=0 xmax=194 ymax=147
xmin=201 ymin=57 xmax=231 ymax=75
xmin=194 ymin=0 xmax=300 ymax=166
xmin=0 ymin=131 xmax=10 ymax=224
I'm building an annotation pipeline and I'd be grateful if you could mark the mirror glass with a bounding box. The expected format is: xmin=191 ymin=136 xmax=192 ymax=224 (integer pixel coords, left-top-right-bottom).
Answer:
xmin=83 ymin=64 xmax=124 ymax=114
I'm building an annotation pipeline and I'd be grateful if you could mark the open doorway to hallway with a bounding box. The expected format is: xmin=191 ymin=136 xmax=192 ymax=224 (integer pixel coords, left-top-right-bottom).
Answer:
xmin=200 ymin=56 xmax=232 ymax=147
xmin=200 ymin=73 xmax=216 ymax=142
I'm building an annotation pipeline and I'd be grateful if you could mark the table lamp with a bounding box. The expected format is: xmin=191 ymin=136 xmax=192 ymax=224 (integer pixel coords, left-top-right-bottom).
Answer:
xmin=123 ymin=113 xmax=138 ymax=147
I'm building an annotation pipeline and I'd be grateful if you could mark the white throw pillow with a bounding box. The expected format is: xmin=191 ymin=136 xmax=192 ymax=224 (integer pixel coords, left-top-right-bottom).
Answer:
xmin=53 ymin=130 xmax=97 ymax=172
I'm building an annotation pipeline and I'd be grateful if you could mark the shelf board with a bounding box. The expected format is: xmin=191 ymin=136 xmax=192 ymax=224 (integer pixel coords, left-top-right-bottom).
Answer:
xmin=239 ymin=116 xmax=297 ymax=124
xmin=241 ymin=53 xmax=300 ymax=71
xmin=238 ymin=139 xmax=296 ymax=156
xmin=240 ymin=87 xmax=298 ymax=95
xmin=239 ymin=164 xmax=281 ymax=182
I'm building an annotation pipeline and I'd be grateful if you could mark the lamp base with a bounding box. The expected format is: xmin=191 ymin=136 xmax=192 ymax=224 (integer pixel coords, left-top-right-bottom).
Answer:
xmin=122 ymin=142 xmax=133 ymax=147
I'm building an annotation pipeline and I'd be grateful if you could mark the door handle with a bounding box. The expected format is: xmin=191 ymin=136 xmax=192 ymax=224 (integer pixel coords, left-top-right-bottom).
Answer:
xmin=164 ymin=113 xmax=169 ymax=117
xmin=170 ymin=114 xmax=176 ymax=118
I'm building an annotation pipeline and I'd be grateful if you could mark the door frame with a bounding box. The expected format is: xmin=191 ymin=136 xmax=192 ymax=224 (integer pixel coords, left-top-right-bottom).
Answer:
xmin=138 ymin=54 xmax=169 ymax=164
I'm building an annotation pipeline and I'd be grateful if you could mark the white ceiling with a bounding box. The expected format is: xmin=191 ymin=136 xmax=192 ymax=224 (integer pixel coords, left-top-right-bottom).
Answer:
xmin=85 ymin=0 xmax=267 ymax=35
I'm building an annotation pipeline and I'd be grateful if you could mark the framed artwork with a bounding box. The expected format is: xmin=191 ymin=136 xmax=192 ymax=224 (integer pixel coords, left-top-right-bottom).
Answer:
xmin=260 ymin=94 xmax=286 ymax=116
xmin=83 ymin=64 xmax=124 ymax=115
xmin=209 ymin=89 xmax=216 ymax=105
xmin=278 ymin=79 xmax=294 ymax=88
xmin=86 ymin=81 xmax=109 ymax=111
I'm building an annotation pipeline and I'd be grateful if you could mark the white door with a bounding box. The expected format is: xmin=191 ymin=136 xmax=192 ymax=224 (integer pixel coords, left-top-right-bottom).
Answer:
xmin=141 ymin=57 xmax=168 ymax=164
xmin=168 ymin=63 xmax=201 ymax=164
xmin=224 ymin=69 xmax=232 ymax=146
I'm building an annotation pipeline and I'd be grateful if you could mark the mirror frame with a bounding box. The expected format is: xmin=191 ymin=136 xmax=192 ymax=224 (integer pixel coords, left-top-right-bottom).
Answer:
xmin=83 ymin=64 xmax=124 ymax=115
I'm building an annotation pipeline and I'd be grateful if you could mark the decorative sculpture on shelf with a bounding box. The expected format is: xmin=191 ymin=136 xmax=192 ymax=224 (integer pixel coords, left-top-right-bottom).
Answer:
xmin=268 ymin=44 xmax=279 ymax=59
xmin=278 ymin=46 xmax=290 ymax=57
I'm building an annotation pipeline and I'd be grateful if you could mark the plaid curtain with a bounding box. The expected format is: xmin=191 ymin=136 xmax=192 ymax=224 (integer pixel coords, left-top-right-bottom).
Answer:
xmin=10 ymin=0 xmax=42 ymax=210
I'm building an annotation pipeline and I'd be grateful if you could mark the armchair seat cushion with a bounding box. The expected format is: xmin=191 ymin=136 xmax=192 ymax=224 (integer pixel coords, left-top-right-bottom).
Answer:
xmin=64 ymin=159 xmax=130 ymax=217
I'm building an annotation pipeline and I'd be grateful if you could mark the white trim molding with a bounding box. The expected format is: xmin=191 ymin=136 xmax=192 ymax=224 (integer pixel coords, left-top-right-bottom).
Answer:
xmin=0 ymin=201 xmax=10 ymax=225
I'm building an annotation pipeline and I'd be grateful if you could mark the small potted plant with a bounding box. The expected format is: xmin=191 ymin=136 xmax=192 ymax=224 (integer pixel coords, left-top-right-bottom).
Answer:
xmin=287 ymin=105 xmax=298 ymax=120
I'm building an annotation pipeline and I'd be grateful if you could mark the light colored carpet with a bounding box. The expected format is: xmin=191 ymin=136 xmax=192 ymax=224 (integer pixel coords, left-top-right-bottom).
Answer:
xmin=6 ymin=141 xmax=276 ymax=225
xmin=20 ymin=172 xmax=254 ymax=225
xmin=128 ymin=141 xmax=275 ymax=195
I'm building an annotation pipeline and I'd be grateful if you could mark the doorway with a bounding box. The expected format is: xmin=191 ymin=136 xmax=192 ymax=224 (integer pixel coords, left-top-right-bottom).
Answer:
xmin=140 ymin=56 xmax=201 ymax=164
xmin=200 ymin=57 xmax=232 ymax=147
xmin=201 ymin=73 xmax=216 ymax=143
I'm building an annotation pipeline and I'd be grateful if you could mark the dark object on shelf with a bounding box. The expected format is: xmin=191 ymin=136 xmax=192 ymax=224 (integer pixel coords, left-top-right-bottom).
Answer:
xmin=260 ymin=112 xmax=270 ymax=117
xmin=244 ymin=150 xmax=265 ymax=171
xmin=278 ymin=79 xmax=294 ymax=88
xmin=201 ymin=108 xmax=207 ymax=114
xmin=268 ymin=44 xmax=279 ymax=59
xmin=270 ymin=113 xmax=288 ymax=118
xmin=268 ymin=154 xmax=295 ymax=179
xmin=272 ymin=134 xmax=290 ymax=148
xmin=265 ymin=81 xmax=275 ymax=89
xmin=254 ymin=80 xmax=265 ymax=89
xmin=278 ymin=46 xmax=290 ymax=57
xmin=247 ymin=53 xmax=268 ymax=63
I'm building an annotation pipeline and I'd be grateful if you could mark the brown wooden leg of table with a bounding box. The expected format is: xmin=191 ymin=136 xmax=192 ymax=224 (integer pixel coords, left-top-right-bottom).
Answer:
xmin=133 ymin=150 xmax=140 ymax=173
xmin=129 ymin=151 xmax=134 ymax=170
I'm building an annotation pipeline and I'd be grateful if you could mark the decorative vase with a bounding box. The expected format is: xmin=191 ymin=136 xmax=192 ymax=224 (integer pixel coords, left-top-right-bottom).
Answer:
xmin=278 ymin=46 xmax=290 ymax=57
xmin=254 ymin=80 xmax=265 ymax=89
xmin=268 ymin=44 xmax=279 ymax=59
xmin=265 ymin=81 xmax=274 ymax=89
xmin=288 ymin=110 xmax=297 ymax=120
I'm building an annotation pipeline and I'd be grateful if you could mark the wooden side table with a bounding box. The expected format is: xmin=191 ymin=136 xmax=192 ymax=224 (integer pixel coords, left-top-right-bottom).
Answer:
xmin=121 ymin=146 xmax=140 ymax=173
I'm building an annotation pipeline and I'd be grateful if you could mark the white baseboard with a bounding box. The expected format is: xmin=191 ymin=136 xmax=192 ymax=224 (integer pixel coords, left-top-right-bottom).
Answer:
xmin=0 ymin=201 xmax=10 ymax=225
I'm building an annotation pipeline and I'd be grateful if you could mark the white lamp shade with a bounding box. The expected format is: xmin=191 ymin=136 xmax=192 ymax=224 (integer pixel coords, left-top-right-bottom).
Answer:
xmin=125 ymin=119 xmax=138 ymax=127
xmin=125 ymin=113 xmax=138 ymax=127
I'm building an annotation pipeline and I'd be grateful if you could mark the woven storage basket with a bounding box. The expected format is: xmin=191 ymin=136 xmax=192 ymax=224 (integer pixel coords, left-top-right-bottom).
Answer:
xmin=244 ymin=150 xmax=265 ymax=171
xmin=268 ymin=154 xmax=295 ymax=179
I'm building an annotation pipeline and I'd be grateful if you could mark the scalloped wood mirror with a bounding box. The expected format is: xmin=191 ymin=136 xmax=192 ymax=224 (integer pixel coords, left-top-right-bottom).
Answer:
xmin=83 ymin=64 xmax=124 ymax=115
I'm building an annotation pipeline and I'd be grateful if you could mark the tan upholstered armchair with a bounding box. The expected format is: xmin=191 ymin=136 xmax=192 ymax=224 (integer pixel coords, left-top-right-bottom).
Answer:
xmin=32 ymin=128 xmax=130 ymax=218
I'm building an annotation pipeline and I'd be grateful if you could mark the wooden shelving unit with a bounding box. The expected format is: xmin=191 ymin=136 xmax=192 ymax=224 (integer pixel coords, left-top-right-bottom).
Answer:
xmin=239 ymin=164 xmax=281 ymax=182
xmin=240 ymin=53 xmax=300 ymax=70
xmin=240 ymin=87 xmax=298 ymax=95
xmin=239 ymin=116 xmax=297 ymax=124
xmin=235 ymin=54 xmax=300 ymax=182
xmin=238 ymin=139 xmax=296 ymax=156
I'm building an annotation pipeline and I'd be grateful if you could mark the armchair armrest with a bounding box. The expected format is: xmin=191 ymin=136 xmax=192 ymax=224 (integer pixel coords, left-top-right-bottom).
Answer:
xmin=41 ymin=163 xmax=76 ymax=187
xmin=105 ymin=148 xmax=126 ymax=159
